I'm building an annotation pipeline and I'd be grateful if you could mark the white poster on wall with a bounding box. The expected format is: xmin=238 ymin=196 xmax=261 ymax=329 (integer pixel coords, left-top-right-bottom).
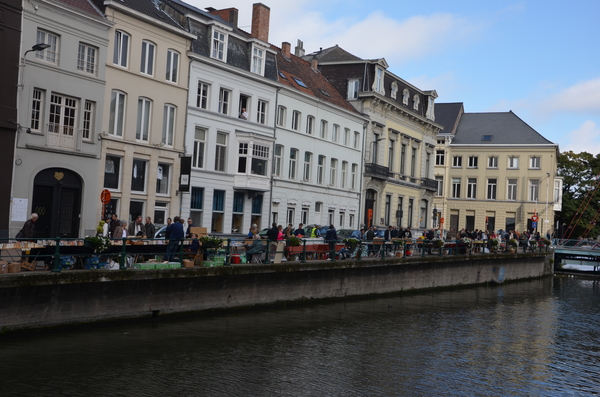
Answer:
xmin=11 ymin=198 xmax=28 ymax=222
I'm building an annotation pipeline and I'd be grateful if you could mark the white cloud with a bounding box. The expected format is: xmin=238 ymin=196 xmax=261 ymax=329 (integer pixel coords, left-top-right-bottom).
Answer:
xmin=537 ymin=77 xmax=600 ymax=116
xmin=562 ymin=120 xmax=600 ymax=155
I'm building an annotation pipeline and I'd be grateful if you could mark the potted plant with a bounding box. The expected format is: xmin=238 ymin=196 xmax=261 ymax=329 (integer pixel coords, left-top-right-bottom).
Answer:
xmin=343 ymin=238 xmax=359 ymax=251
xmin=488 ymin=238 xmax=500 ymax=252
xmin=286 ymin=235 xmax=304 ymax=255
xmin=507 ymin=238 xmax=518 ymax=252
xmin=199 ymin=235 xmax=224 ymax=249
xmin=84 ymin=235 xmax=111 ymax=254
xmin=431 ymin=238 xmax=444 ymax=248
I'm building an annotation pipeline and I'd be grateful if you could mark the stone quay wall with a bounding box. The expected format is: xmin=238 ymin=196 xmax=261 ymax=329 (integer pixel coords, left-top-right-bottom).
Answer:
xmin=0 ymin=253 xmax=552 ymax=332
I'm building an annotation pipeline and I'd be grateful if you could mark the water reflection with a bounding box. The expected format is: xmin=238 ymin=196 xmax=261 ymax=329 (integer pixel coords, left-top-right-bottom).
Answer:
xmin=2 ymin=277 xmax=600 ymax=396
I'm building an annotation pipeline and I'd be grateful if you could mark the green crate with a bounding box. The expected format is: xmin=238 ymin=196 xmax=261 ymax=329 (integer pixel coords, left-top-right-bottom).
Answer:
xmin=166 ymin=263 xmax=181 ymax=269
xmin=133 ymin=263 xmax=156 ymax=270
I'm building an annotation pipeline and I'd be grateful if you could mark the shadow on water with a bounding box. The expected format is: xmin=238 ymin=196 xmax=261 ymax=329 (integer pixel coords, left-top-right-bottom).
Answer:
xmin=2 ymin=277 xmax=600 ymax=397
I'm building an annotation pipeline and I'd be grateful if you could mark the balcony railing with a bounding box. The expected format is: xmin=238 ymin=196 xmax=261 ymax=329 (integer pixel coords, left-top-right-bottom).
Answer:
xmin=46 ymin=123 xmax=81 ymax=151
xmin=421 ymin=178 xmax=438 ymax=191
xmin=364 ymin=163 xmax=391 ymax=179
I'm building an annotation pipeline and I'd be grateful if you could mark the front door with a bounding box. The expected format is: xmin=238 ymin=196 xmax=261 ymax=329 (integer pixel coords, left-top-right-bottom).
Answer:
xmin=31 ymin=168 xmax=82 ymax=238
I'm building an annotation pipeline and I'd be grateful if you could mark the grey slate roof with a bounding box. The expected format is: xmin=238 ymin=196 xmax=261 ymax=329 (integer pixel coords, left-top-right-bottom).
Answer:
xmin=303 ymin=45 xmax=363 ymax=63
xmin=452 ymin=111 xmax=555 ymax=145
xmin=434 ymin=103 xmax=463 ymax=134
xmin=96 ymin=0 xmax=186 ymax=30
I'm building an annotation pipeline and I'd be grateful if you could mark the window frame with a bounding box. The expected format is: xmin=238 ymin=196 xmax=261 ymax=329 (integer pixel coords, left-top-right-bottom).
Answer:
xmin=487 ymin=178 xmax=497 ymax=200
xmin=162 ymin=104 xmax=176 ymax=146
xmin=82 ymin=100 xmax=94 ymax=141
xmin=109 ymin=90 xmax=126 ymax=137
xmin=215 ymin=132 xmax=227 ymax=172
xmin=103 ymin=154 xmax=122 ymax=190
xmin=131 ymin=158 xmax=148 ymax=193
xmin=166 ymin=49 xmax=180 ymax=83
xmin=507 ymin=178 xmax=518 ymax=201
xmin=292 ymin=111 xmax=301 ymax=131
xmin=530 ymin=156 xmax=541 ymax=169
xmin=251 ymin=46 xmax=265 ymax=75
xmin=211 ymin=28 xmax=227 ymax=62
xmin=156 ymin=162 xmax=171 ymax=195
xmin=529 ymin=179 xmax=540 ymax=201
xmin=468 ymin=156 xmax=478 ymax=168
xmin=306 ymin=116 xmax=315 ymax=135
xmin=277 ymin=106 xmax=286 ymax=127
xmin=452 ymin=156 xmax=462 ymax=168
xmin=347 ymin=79 xmax=359 ymax=99
xmin=508 ymin=156 xmax=519 ymax=169
xmin=317 ymin=155 xmax=325 ymax=185
xmin=488 ymin=156 xmax=498 ymax=169
xmin=77 ymin=43 xmax=97 ymax=75
xmin=218 ymin=88 xmax=231 ymax=115
xmin=451 ymin=178 xmax=461 ymax=198
xmin=140 ymin=40 xmax=155 ymax=76
xmin=196 ymin=81 xmax=209 ymax=109
xmin=30 ymin=88 xmax=44 ymax=132
xmin=113 ymin=30 xmax=130 ymax=68
xmin=435 ymin=150 xmax=445 ymax=166
xmin=36 ymin=29 xmax=59 ymax=64
xmin=303 ymin=152 xmax=312 ymax=181
xmin=256 ymin=100 xmax=267 ymax=124
xmin=467 ymin=178 xmax=477 ymax=199
xmin=192 ymin=127 xmax=206 ymax=169
xmin=329 ymin=158 xmax=338 ymax=186
xmin=289 ymin=148 xmax=298 ymax=179
xmin=136 ymin=97 xmax=152 ymax=142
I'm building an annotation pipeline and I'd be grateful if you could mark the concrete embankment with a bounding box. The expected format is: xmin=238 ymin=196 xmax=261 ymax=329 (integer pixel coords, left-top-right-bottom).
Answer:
xmin=0 ymin=253 xmax=552 ymax=333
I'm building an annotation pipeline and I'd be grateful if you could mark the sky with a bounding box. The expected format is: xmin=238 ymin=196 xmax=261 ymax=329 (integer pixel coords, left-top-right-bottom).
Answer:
xmin=187 ymin=0 xmax=600 ymax=155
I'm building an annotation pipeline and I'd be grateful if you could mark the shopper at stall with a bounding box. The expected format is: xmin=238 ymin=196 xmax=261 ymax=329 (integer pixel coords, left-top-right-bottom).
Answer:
xmin=165 ymin=216 xmax=184 ymax=262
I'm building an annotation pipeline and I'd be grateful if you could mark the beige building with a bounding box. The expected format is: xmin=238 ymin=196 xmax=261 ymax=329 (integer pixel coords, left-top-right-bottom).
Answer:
xmin=433 ymin=103 xmax=562 ymax=237
xmin=95 ymin=0 xmax=194 ymax=226
xmin=305 ymin=46 xmax=442 ymax=232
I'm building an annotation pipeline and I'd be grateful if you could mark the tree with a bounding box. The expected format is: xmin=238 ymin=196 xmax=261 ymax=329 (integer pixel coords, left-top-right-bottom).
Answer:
xmin=557 ymin=151 xmax=600 ymax=239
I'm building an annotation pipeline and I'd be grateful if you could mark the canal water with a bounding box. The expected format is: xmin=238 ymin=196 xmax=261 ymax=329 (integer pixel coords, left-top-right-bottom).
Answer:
xmin=2 ymin=276 xmax=600 ymax=396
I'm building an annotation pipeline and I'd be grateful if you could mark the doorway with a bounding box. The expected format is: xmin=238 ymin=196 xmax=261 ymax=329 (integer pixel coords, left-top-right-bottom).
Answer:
xmin=31 ymin=168 xmax=82 ymax=238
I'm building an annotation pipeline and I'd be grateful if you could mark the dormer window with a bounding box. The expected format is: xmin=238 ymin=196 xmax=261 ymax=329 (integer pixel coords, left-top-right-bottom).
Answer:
xmin=251 ymin=46 xmax=265 ymax=76
xmin=402 ymin=89 xmax=409 ymax=105
xmin=373 ymin=67 xmax=384 ymax=94
xmin=413 ymin=95 xmax=420 ymax=110
xmin=390 ymin=82 xmax=398 ymax=99
xmin=211 ymin=28 xmax=227 ymax=62
xmin=347 ymin=79 xmax=359 ymax=99
xmin=426 ymin=96 xmax=435 ymax=120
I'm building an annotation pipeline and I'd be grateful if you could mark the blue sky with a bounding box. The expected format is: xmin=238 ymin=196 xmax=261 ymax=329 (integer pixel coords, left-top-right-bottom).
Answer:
xmin=189 ymin=0 xmax=600 ymax=155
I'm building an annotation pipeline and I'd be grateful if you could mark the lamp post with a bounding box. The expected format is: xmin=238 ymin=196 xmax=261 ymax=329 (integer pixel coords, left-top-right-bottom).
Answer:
xmin=18 ymin=43 xmax=50 ymax=90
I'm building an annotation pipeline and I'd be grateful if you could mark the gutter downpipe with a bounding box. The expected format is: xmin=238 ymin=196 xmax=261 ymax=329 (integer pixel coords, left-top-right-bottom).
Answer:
xmin=268 ymin=86 xmax=282 ymax=226
xmin=358 ymin=119 xmax=368 ymax=228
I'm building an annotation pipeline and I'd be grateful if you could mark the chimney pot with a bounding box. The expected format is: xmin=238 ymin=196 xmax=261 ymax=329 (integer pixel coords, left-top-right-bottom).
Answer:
xmin=311 ymin=59 xmax=318 ymax=69
xmin=282 ymin=42 xmax=291 ymax=58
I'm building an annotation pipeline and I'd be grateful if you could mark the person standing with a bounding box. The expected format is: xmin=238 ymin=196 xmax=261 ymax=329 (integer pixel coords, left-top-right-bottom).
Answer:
xmin=144 ymin=216 xmax=156 ymax=239
xmin=325 ymin=224 xmax=338 ymax=257
xmin=293 ymin=223 xmax=305 ymax=237
xmin=384 ymin=226 xmax=393 ymax=241
xmin=20 ymin=213 xmax=38 ymax=239
xmin=165 ymin=216 xmax=184 ymax=262
xmin=266 ymin=222 xmax=279 ymax=242
xmin=128 ymin=215 xmax=144 ymax=237
xmin=165 ymin=217 xmax=172 ymax=239
xmin=186 ymin=218 xmax=194 ymax=238
xmin=110 ymin=214 xmax=120 ymax=238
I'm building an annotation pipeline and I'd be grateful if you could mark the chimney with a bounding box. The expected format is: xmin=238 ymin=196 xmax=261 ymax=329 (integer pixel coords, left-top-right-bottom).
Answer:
xmin=311 ymin=58 xmax=318 ymax=69
xmin=282 ymin=42 xmax=291 ymax=58
xmin=208 ymin=7 xmax=239 ymax=27
xmin=294 ymin=39 xmax=305 ymax=57
xmin=251 ymin=3 xmax=270 ymax=42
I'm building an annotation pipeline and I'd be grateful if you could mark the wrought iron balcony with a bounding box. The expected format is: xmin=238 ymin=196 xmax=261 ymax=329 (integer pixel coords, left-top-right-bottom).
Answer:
xmin=364 ymin=163 xmax=391 ymax=179
xmin=421 ymin=178 xmax=438 ymax=191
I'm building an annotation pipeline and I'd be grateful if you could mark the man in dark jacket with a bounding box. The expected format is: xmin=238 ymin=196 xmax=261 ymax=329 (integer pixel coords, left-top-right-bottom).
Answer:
xmin=144 ymin=216 xmax=156 ymax=239
xmin=165 ymin=216 xmax=184 ymax=262
xmin=21 ymin=213 xmax=38 ymax=239
xmin=266 ymin=222 xmax=279 ymax=241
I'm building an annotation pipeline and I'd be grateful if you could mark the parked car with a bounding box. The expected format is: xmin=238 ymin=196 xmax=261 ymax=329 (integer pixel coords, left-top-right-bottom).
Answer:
xmin=337 ymin=229 xmax=362 ymax=239
xmin=154 ymin=226 xmax=167 ymax=239
xmin=305 ymin=224 xmax=329 ymax=237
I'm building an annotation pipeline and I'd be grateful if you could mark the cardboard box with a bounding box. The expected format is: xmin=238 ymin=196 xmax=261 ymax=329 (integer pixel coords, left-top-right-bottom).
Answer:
xmin=0 ymin=260 xmax=8 ymax=274
xmin=190 ymin=227 xmax=208 ymax=237
xmin=21 ymin=261 xmax=36 ymax=271
xmin=183 ymin=259 xmax=194 ymax=268
xmin=7 ymin=262 xmax=21 ymax=273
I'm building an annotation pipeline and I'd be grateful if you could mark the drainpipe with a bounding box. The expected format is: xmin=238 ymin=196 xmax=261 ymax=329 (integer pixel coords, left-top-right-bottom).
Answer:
xmin=358 ymin=120 xmax=368 ymax=228
xmin=268 ymin=86 xmax=282 ymax=226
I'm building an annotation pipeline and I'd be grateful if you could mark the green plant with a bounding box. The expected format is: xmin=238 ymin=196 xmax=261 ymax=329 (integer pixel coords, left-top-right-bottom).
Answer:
xmin=84 ymin=235 xmax=111 ymax=254
xmin=199 ymin=235 xmax=224 ymax=249
xmin=287 ymin=236 xmax=302 ymax=246
xmin=507 ymin=238 xmax=518 ymax=248
xmin=95 ymin=221 xmax=106 ymax=235
xmin=343 ymin=238 xmax=359 ymax=250
xmin=431 ymin=238 xmax=444 ymax=248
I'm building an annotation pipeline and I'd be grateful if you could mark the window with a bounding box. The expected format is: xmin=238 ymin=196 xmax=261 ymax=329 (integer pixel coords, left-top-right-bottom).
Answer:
xmin=77 ymin=43 xmax=97 ymax=74
xmin=113 ymin=30 xmax=129 ymax=67
xmin=468 ymin=156 xmax=478 ymax=168
xmin=351 ymin=164 xmax=358 ymax=189
xmin=213 ymin=190 xmax=225 ymax=211
xmin=354 ymin=132 xmax=360 ymax=149
xmin=341 ymin=161 xmax=348 ymax=188
xmin=162 ymin=104 xmax=175 ymax=146
xmin=287 ymin=208 xmax=295 ymax=225
xmin=292 ymin=111 xmax=301 ymax=131
xmin=274 ymin=145 xmax=283 ymax=176
xmin=303 ymin=152 xmax=312 ymax=181
xmin=435 ymin=176 xmax=443 ymax=196
xmin=408 ymin=199 xmax=413 ymax=228
xmin=306 ymin=116 xmax=315 ymax=135
xmin=385 ymin=195 xmax=391 ymax=225
xmin=212 ymin=29 xmax=227 ymax=61
xmin=436 ymin=150 xmax=445 ymax=166
xmin=317 ymin=155 xmax=325 ymax=184
xmin=529 ymin=179 xmax=539 ymax=201
xmin=277 ymin=106 xmax=286 ymax=127
xmin=140 ymin=41 xmax=155 ymax=75
xmin=508 ymin=156 xmax=519 ymax=169
xmin=330 ymin=159 xmax=337 ymax=186
xmin=155 ymin=201 xmax=168 ymax=225
xmin=388 ymin=140 xmax=395 ymax=169
xmin=451 ymin=156 xmax=462 ymax=167
xmin=344 ymin=128 xmax=350 ymax=146
xmin=191 ymin=187 xmax=204 ymax=210
xmin=332 ymin=124 xmax=339 ymax=142
xmin=166 ymin=50 xmax=179 ymax=83
xmin=288 ymin=149 xmax=298 ymax=179
xmin=530 ymin=156 xmax=541 ymax=169
xmin=488 ymin=156 xmax=498 ymax=168
xmin=413 ymin=95 xmax=420 ymax=111
xmin=391 ymin=82 xmax=398 ymax=99
xmin=131 ymin=158 xmax=147 ymax=192
xmin=507 ymin=179 xmax=517 ymax=201
xmin=467 ymin=178 xmax=477 ymax=199
xmin=487 ymin=178 xmax=497 ymax=200
xmin=238 ymin=143 xmax=269 ymax=176
xmin=452 ymin=178 xmax=461 ymax=198
xmin=410 ymin=147 xmax=417 ymax=178
xmin=36 ymin=29 xmax=58 ymax=63
xmin=256 ymin=100 xmax=267 ymax=124
xmin=347 ymin=79 xmax=359 ymax=99
xmin=156 ymin=163 xmax=170 ymax=194
xmin=233 ymin=192 xmax=244 ymax=213
xmin=192 ymin=127 xmax=206 ymax=168
xmin=218 ymin=88 xmax=230 ymax=115
xmin=292 ymin=76 xmax=307 ymax=88
xmin=109 ymin=90 xmax=126 ymax=137
xmin=400 ymin=144 xmax=406 ymax=174
xmin=136 ymin=98 xmax=151 ymax=141
xmin=103 ymin=155 xmax=121 ymax=189
xmin=349 ymin=214 xmax=354 ymax=228
xmin=49 ymin=93 xmax=76 ymax=139
xmin=425 ymin=152 xmax=431 ymax=177
xmin=252 ymin=195 xmax=263 ymax=215
xmin=374 ymin=68 xmax=384 ymax=94
xmin=197 ymin=82 xmax=209 ymax=109
xmin=554 ymin=180 xmax=561 ymax=203
xmin=251 ymin=46 xmax=264 ymax=75
xmin=30 ymin=88 xmax=44 ymax=131
xmin=215 ymin=132 xmax=227 ymax=172
xmin=320 ymin=120 xmax=328 ymax=139
xmin=339 ymin=212 xmax=345 ymax=228
xmin=82 ymin=100 xmax=94 ymax=140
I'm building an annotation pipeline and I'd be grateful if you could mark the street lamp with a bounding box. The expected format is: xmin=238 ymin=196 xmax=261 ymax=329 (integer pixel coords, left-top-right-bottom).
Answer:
xmin=432 ymin=207 xmax=438 ymax=227
xmin=18 ymin=43 xmax=50 ymax=90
